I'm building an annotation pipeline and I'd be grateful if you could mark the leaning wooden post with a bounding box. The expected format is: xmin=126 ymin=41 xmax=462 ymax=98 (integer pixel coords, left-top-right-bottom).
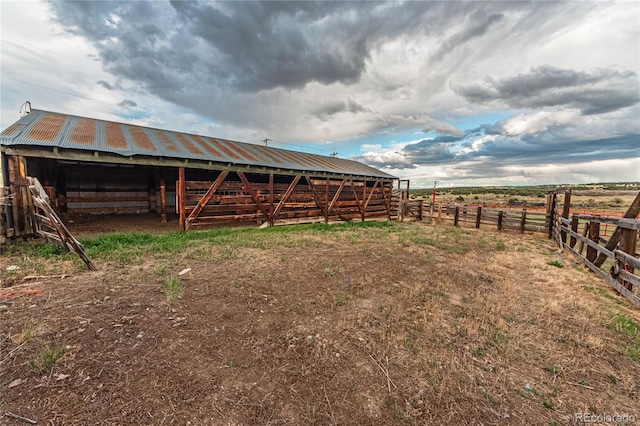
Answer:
xmin=178 ymin=167 xmax=186 ymax=231
xmin=547 ymin=193 xmax=557 ymax=239
xmin=561 ymin=189 xmax=572 ymax=244
xmin=520 ymin=209 xmax=527 ymax=234
xmin=586 ymin=221 xmax=600 ymax=263
xmin=160 ymin=179 xmax=167 ymax=223
xmin=619 ymin=223 xmax=638 ymax=291
xmin=475 ymin=206 xmax=482 ymax=229
xmin=453 ymin=205 xmax=460 ymax=227
xmin=497 ymin=210 xmax=504 ymax=231
xmin=569 ymin=215 xmax=578 ymax=248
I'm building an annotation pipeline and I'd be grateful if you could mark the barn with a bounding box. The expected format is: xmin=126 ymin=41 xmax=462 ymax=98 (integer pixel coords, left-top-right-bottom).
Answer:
xmin=0 ymin=108 xmax=397 ymax=239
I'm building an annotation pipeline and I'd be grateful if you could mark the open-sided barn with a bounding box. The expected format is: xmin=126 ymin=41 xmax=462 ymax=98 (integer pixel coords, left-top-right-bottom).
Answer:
xmin=0 ymin=108 xmax=397 ymax=239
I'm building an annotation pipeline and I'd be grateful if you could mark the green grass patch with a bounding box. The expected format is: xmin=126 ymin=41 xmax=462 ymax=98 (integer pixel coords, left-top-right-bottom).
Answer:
xmin=496 ymin=240 xmax=505 ymax=251
xmin=546 ymin=260 xmax=562 ymax=268
xmin=30 ymin=342 xmax=65 ymax=373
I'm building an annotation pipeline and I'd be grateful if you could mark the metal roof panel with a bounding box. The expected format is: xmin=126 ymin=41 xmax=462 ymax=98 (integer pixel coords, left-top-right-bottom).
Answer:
xmin=0 ymin=109 xmax=396 ymax=179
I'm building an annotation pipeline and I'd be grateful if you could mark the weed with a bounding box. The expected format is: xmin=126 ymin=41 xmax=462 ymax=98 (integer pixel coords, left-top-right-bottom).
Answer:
xmin=162 ymin=276 xmax=183 ymax=303
xmin=153 ymin=265 xmax=168 ymax=276
xmin=30 ymin=342 xmax=64 ymax=373
xmin=496 ymin=240 xmax=505 ymax=251
xmin=546 ymin=260 xmax=562 ymax=268
xmin=322 ymin=261 xmax=336 ymax=278
xmin=612 ymin=313 xmax=639 ymax=336
xmin=335 ymin=291 xmax=348 ymax=307
xmin=12 ymin=319 xmax=43 ymax=345
xmin=542 ymin=401 xmax=554 ymax=410
xmin=280 ymin=254 xmax=287 ymax=263
xmin=404 ymin=335 xmax=418 ymax=354
xmin=545 ymin=365 xmax=562 ymax=377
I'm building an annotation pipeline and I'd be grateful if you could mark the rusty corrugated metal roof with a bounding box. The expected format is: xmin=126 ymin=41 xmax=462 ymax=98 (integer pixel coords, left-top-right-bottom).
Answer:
xmin=0 ymin=110 xmax=395 ymax=179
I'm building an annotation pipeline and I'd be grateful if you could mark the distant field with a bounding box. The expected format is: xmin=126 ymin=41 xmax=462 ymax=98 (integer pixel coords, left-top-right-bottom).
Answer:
xmin=411 ymin=183 xmax=640 ymax=214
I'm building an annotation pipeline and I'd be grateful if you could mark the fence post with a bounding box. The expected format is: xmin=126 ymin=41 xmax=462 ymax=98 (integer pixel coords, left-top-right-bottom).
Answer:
xmin=569 ymin=215 xmax=578 ymax=248
xmin=454 ymin=205 xmax=459 ymax=226
xmin=520 ymin=209 xmax=527 ymax=234
xmin=437 ymin=203 xmax=442 ymax=222
xmin=475 ymin=206 xmax=482 ymax=229
xmin=586 ymin=221 xmax=600 ymax=263
xmin=498 ymin=210 xmax=504 ymax=231
xmin=418 ymin=199 xmax=424 ymax=221
xmin=561 ymin=189 xmax=571 ymax=244
xmin=547 ymin=193 xmax=556 ymax=239
xmin=619 ymin=226 xmax=637 ymax=291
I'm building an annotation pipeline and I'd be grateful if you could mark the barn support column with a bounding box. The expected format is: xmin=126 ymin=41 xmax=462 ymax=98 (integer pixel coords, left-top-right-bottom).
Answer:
xmin=178 ymin=167 xmax=186 ymax=231
xmin=1 ymin=151 xmax=15 ymax=237
xmin=324 ymin=178 xmax=330 ymax=223
xmin=160 ymin=178 xmax=167 ymax=223
xmin=269 ymin=173 xmax=274 ymax=227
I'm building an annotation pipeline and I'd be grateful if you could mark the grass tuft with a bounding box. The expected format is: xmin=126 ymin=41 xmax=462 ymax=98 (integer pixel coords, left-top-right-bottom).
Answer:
xmin=162 ymin=276 xmax=184 ymax=303
xmin=30 ymin=342 xmax=65 ymax=373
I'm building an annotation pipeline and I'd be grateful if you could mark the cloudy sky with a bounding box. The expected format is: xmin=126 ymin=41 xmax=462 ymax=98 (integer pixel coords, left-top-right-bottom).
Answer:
xmin=1 ymin=1 xmax=638 ymax=187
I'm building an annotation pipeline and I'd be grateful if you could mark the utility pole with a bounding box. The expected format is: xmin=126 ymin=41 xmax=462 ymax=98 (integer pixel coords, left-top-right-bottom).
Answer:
xmin=263 ymin=138 xmax=270 ymax=147
xmin=330 ymin=151 xmax=338 ymax=158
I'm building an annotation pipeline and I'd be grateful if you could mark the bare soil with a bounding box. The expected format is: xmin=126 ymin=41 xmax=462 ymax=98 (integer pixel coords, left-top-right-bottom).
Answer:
xmin=1 ymin=221 xmax=639 ymax=425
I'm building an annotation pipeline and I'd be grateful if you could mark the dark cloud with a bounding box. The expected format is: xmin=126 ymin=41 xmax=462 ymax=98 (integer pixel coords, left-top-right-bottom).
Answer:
xmin=312 ymin=99 xmax=371 ymax=120
xmin=96 ymin=80 xmax=115 ymax=90
xmin=118 ymin=99 xmax=137 ymax=108
xmin=454 ymin=66 xmax=640 ymax=115
xmin=431 ymin=11 xmax=504 ymax=62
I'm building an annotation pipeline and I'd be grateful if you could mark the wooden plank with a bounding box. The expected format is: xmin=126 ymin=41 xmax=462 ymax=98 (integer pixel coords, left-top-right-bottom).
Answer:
xmin=497 ymin=210 xmax=504 ymax=231
xmin=619 ymin=218 xmax=640 ymax=231
xmin=619 ymin=227 xmax=638 ymax=291
xmin=618 ymin=270 xmax=640 ymax=289
xmin=615 ymin=250 xmax=640 ymax=270
xmin=186 ymin=170 xmax=229 ymax=227
xmin=565 ymin=245 xmax=640 ymax=308
xmin=561 ymin=225 xmax=615 ymax=258
xmin=453 ymin=205 xmax=459 ymax=226
xmin=305 ymin=175 xmax=326 ymax=218
xmin=574 ymin=215 xmax=620 ymax=225
xmin=237 ymin=172 xmax=270 ymax=222
xmin=595 ymin=192 xmax=640 ymax=267
xmin=520 ymin=209 xmax=527 ymax=234
xmin=475 ymin=206 xmax=482 ymax=229
xmin=327 ymin=179 xmax=346 ymax=215
xmin=586 ymin=222 xmax=600 ymax=263
xmin=561 ymin=189 xmax=571 ymax=244
xmin=272 ymin=175 xmax=301 ymax=221
xmin=349 ymin=179 xmax=364 ymax=219
xmin=362 ymin=180 xmax=380 ymax=214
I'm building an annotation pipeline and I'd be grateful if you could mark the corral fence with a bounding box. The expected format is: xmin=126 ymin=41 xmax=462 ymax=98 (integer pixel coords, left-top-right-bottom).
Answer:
xmin=549 ymin=188 xmax=640 ymax=308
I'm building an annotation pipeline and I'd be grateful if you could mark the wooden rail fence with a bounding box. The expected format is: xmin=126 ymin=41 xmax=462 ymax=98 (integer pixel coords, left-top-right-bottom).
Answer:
xmin=551 ymin=190 xmax=640 ymax=308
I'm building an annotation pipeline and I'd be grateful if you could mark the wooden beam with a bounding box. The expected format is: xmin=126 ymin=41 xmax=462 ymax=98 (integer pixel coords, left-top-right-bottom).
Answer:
xmin=272 ymin=175 xmax=301 ymax=221
xmin=160 ymin=178 xmax=167 ymax=223
xmin=561 ymin=189 xmax=571 ymax=244
xmin=186 ymin=170 xmax=229 ymax=227
xmin=269 ymin=174 xmax=274 ymax=226
xmin=620 ymin=227 xmax=638 ymax=291
xmin=362 ymin=180 xmax=380 ymax=214
xmin=349 ymin=180 xmax=364 ymax=220
xmin=178 ymin=167 xmax=186 ymax=231
xmin=237 ymin=171 xmax=270 ymax=222
xmin=476 ymin=206 xmax=482 ymax=229
xmin=327 ymin=179 xmax=346 ymax=215
xmin=304 ymin=176 xmax=327 ymax=220
xmin=382 ymin=183 xmax=392 ymax=219
xmin=586 ymin=221 xmax=600 ymax=263
xmin=594 ymin=192 xmax=640 ymax=267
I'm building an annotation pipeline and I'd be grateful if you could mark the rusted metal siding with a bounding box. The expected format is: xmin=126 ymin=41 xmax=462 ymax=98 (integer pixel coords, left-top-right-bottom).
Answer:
xmin=0 ymin=110 xmax=395 ymax=179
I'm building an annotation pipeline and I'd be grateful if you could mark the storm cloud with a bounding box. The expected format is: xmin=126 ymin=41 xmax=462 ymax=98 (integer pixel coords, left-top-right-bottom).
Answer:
xmin=454 ymin=66 xmax=640 ymax=115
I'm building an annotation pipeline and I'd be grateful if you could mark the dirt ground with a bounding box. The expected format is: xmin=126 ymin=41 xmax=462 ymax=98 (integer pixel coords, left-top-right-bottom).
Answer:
xmin=1 ymin=220 xmax=639 ymax=425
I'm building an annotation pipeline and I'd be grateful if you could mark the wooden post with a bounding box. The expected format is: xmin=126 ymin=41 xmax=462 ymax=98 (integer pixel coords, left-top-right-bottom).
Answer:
xmin=418 ymin=199 xmax=424 ymax=221
xmin=453 ymin=205 xmax=459 ymax=226
xmin=569 ymin=215 xmax=578 ymax=248
xmin=437 ymin=203 xmax=442 ymax=222
xmin=620 ymin=227 xmax=637 ymax=291
xmin=475 ymin=206 xmax=482 ymax=229
xmin=497 ymin=210 xmax=504 ymax=231
xmin=576 ymin=223 xmax=590 ymax=255
xmin=178 ymin=167 xmax=186 ymax=231
xmin=520 ymin=209 xmax=527 ymax=234
xmin=160 ymin=179 xmax=167 ymax=223
xmin=547 ymin=193 xmax=556 ymax=239
xmin=325 ymin=178 xmax=329 ymax=224
xmin=561 ymin=189 xmax=571 ymax=244
xmin=269 ymin=173 xmax=275 ymax=226
xmin=586 ymin=221 xmax=600 ymax=263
